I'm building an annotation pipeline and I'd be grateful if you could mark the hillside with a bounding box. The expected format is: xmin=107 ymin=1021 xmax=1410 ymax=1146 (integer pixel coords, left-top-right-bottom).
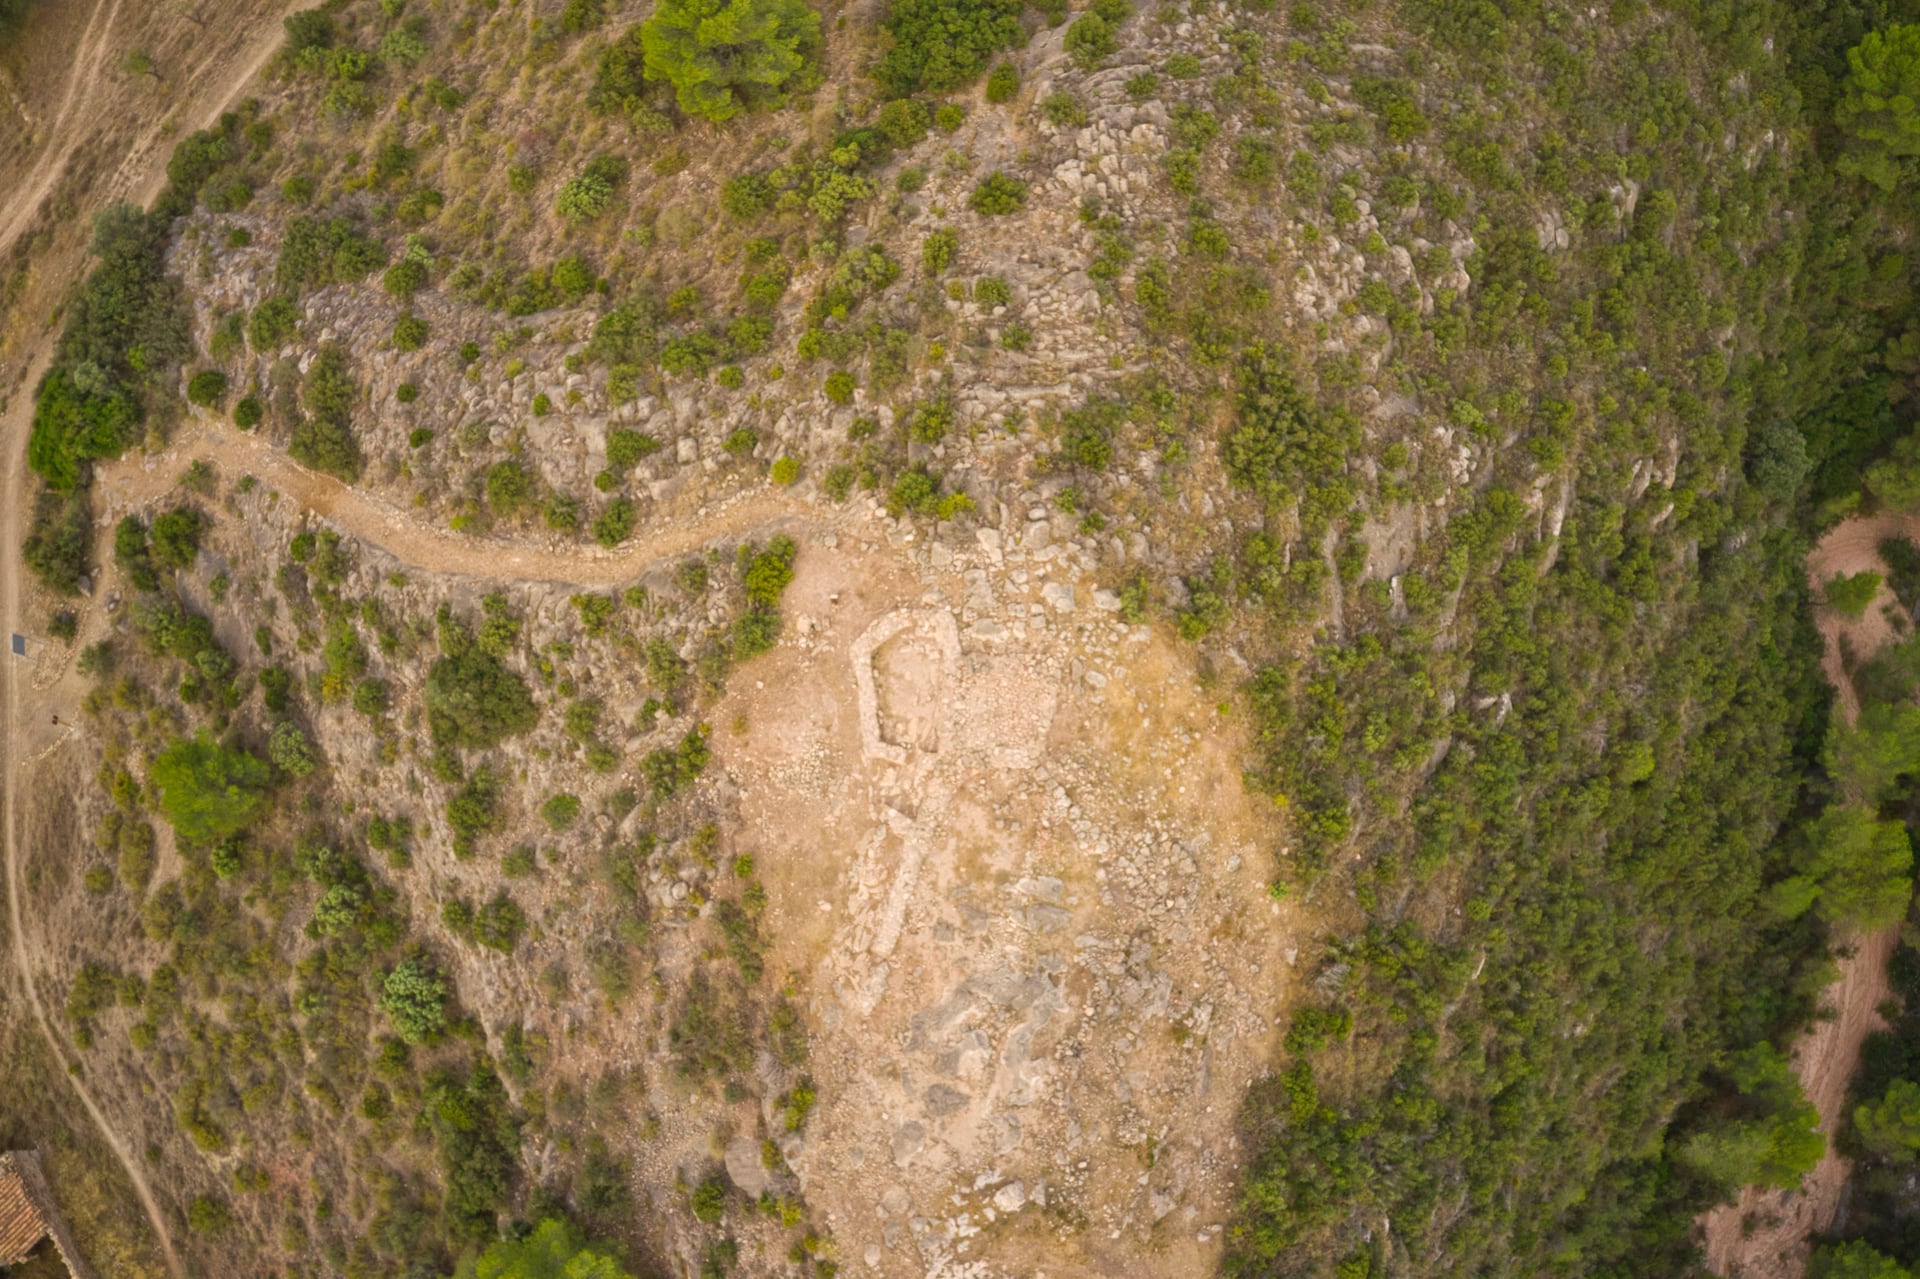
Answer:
xmin=5 ymin=1 xmax=1920 ymax=1278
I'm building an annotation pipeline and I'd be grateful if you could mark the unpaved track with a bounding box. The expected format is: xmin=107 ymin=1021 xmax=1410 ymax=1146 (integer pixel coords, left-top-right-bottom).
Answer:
xmin=0 ymin=0 xmax=123 ymax=256
xmin=1 ymin=6 xmax=385 ymax=1274
xmin=0 ymin=13 xmax=820 ymax=1271
xmin=1699 ymin=512 xmax=1920 ymax=1277
xmin=101 ymin=417 xmax=816 ymax=586
xmin=2 ymin=374 xmax=187 ymax=1279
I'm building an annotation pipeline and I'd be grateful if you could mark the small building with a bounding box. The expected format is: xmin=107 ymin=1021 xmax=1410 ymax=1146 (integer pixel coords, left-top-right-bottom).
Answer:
xmin=0 ymin=1151 xmax=96 ymax=1278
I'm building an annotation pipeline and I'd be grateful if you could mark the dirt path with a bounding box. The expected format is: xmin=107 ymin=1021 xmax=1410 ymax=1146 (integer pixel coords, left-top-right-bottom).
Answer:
xmin=1805 ymin=510 xmax=1920 ymax=724
xmin=0 ymin=6 xmax=366 ymax=1274
xmin=0 ymin=0 xmax=122 ymax=256
xmin=2 ymin=375 xmax=186 ymax=1279
xmin=1700 ymin=929 xmax=1896 ymax=1278
xmin=1698 ymin=512 xmax=1920 ymax=1277
xmin=100 ymin=416 xmax=816 ymax=586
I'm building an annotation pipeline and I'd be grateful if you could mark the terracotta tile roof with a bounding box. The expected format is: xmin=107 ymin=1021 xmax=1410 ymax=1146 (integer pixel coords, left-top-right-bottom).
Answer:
xmin=0 ymin=1151 xmax=51 ymax=1266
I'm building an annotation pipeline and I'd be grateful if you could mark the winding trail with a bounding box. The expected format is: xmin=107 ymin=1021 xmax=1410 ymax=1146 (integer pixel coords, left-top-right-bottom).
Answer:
xmin=1699 ymin=512 xmax=1920 ymax=1278
xmin=0 ymin=12 xmax=820 ymax=1259
xmin=0 ymin=0 xmax=123 ymax=256
xmin=0 ymin=4 xmax=488 ymax=1274
xmin=99 ymin=417 xmax=817 ymax=586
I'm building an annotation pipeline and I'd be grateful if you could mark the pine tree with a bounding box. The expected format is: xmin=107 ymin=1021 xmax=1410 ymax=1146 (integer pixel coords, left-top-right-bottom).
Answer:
xmin=640 ymin=0 xmax=820 ymax=122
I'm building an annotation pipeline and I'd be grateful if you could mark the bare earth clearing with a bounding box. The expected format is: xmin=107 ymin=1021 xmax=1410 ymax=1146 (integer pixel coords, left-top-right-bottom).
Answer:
xmin=0 ymin=10 xmax=1297 ymax=1279
xmin=1699 ymin=513 xmax=1920 ymax=1278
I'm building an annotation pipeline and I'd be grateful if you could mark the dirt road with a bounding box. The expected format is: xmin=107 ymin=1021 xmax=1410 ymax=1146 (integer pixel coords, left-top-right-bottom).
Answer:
xmin=1699 ymin=512 xmax=1920 ymax=1277
xmin=0 ymin=10 xmax=830 ymax=1273
xmin=99 ymin=417 xmax=816 ymax=587
xmin=0 ymin=3 xmax=413 ymax=1273
xmin=0 ymin=0 xmax=123 ymax=256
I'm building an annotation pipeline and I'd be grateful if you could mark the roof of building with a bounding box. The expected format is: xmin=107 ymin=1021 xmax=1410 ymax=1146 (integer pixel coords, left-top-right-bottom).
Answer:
xmin=0 ymin=1150 xmax=51 ymax=1266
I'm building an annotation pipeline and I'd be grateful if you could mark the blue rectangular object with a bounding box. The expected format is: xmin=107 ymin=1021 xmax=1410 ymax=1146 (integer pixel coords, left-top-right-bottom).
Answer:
xmin=9 ymin=634 xmax=23 ymax=656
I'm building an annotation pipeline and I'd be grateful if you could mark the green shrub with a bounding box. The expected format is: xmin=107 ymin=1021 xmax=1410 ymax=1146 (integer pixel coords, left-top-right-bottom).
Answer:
xmin=23 ymin=489 xmax=93 ymax=595
xmin=379 ymin=955 xmax=448 ymax=1044
xmin=353 ymin=678 xmax=390 ymax=716
xmin=187 ymin=1195 xmax=231 ymax=1234
xmin=289 ymin=345 xmax=363 ymax=481
xmin=425 ymin=633 xmax=539 ymax=752
xmin=233 ymin=396 xmax=264 ymax=429
xmin=607 ymin=428 xmax=662 ymax=469
xmin=909 ymin=400 xmax=954 ymax=443
xmin=721 ymin=171 xmax=774 ymax=219
xmin=824 ymin=370 xmax=857 ymax=404
xmin=642 ymin=725 xmax=711 ymax=798
xmin=446 ymin=767 xmax=503 ymax=858
xmin=473 ymin=891 xmax=527 ymax=953
xmin=542 ymin=794 xmax=582 ymax=830
xmin=923 ymin=227 xmax=958 ymax=274
xmin=1827 ymin=570 xmax=1883 ymax=616
xmin=984 ymin=62 xmax=1019 ymax=103
xmin=742 ymin=535 xmax=798 ymax=606
xmin=886 ymin=465 xmax=942 ymax=516
xmin=874 ymin=0 xmax=1022 ymax=96
xmin=690 ymin=1174 xmax=728 ymax=1223
xmin=974 ymin=275 xmax=1011 ymax=307
xmin=186 ymin=369 xmax=227 ymax=407
xmin=486 ymin=460 xmax=536 ymax=516
xmin=383 ymin=257 xmax=428 ymax=299
xmin=1042 ymin=91 xmax=1087 ymax=126
xmin=275 ymin=215 xmax=386 ymax=296
xmin=248 ymin=296 xmax=299 ymax=349
xmin=640 ymin=0 xmax=820 ymax=122
xmin=877 ymin=98 xmax=930 ymax=146
xmin=149 ymin=734 xmax=273 ymax=844
xmin=392 ymin=313 xmax=430 ymax=351
xmin=968 ymin=171 xmax=1027 ymax=215
xmin=593 ymin=499 xmax=635 ymax=547
xmin=771 ymin=456 xmax=800 ymax=485
xmin=148 ymin=507 xmax=204 ymax=569
xmin=933 ymin=102 xmax=965 ymax=131
xmin=556 ymin=156 xmax=629 ymax=222
xmin=1064 ymin=12 xmax=1115 ymax=67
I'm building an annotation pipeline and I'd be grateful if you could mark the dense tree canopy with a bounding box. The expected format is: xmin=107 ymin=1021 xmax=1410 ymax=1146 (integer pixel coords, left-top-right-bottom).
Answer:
xmin=471 ymin=1217 xmax=637 ymax=1279
xmin=640 ymin=0 xmax=820 ymax=122
xmin=424 ymin=615 xmax=540 ymax=750
xmin=873 ymin=0 xmax=1023 ymax=96
xmin=149 ymin=734 xmax=274 ymax=844
xmin=1838 ymin=25 xmax=1920 ymax=190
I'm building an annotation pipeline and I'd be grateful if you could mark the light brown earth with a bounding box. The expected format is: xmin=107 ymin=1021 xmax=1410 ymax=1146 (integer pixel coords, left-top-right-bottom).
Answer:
xmin=0 ymin=13 xmax=1298 ymax=1279
xmin=1699 ymin=512 xmax=1920 ymax=1278
xmin=2 ymin=4 xmax=310 ymax=1273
